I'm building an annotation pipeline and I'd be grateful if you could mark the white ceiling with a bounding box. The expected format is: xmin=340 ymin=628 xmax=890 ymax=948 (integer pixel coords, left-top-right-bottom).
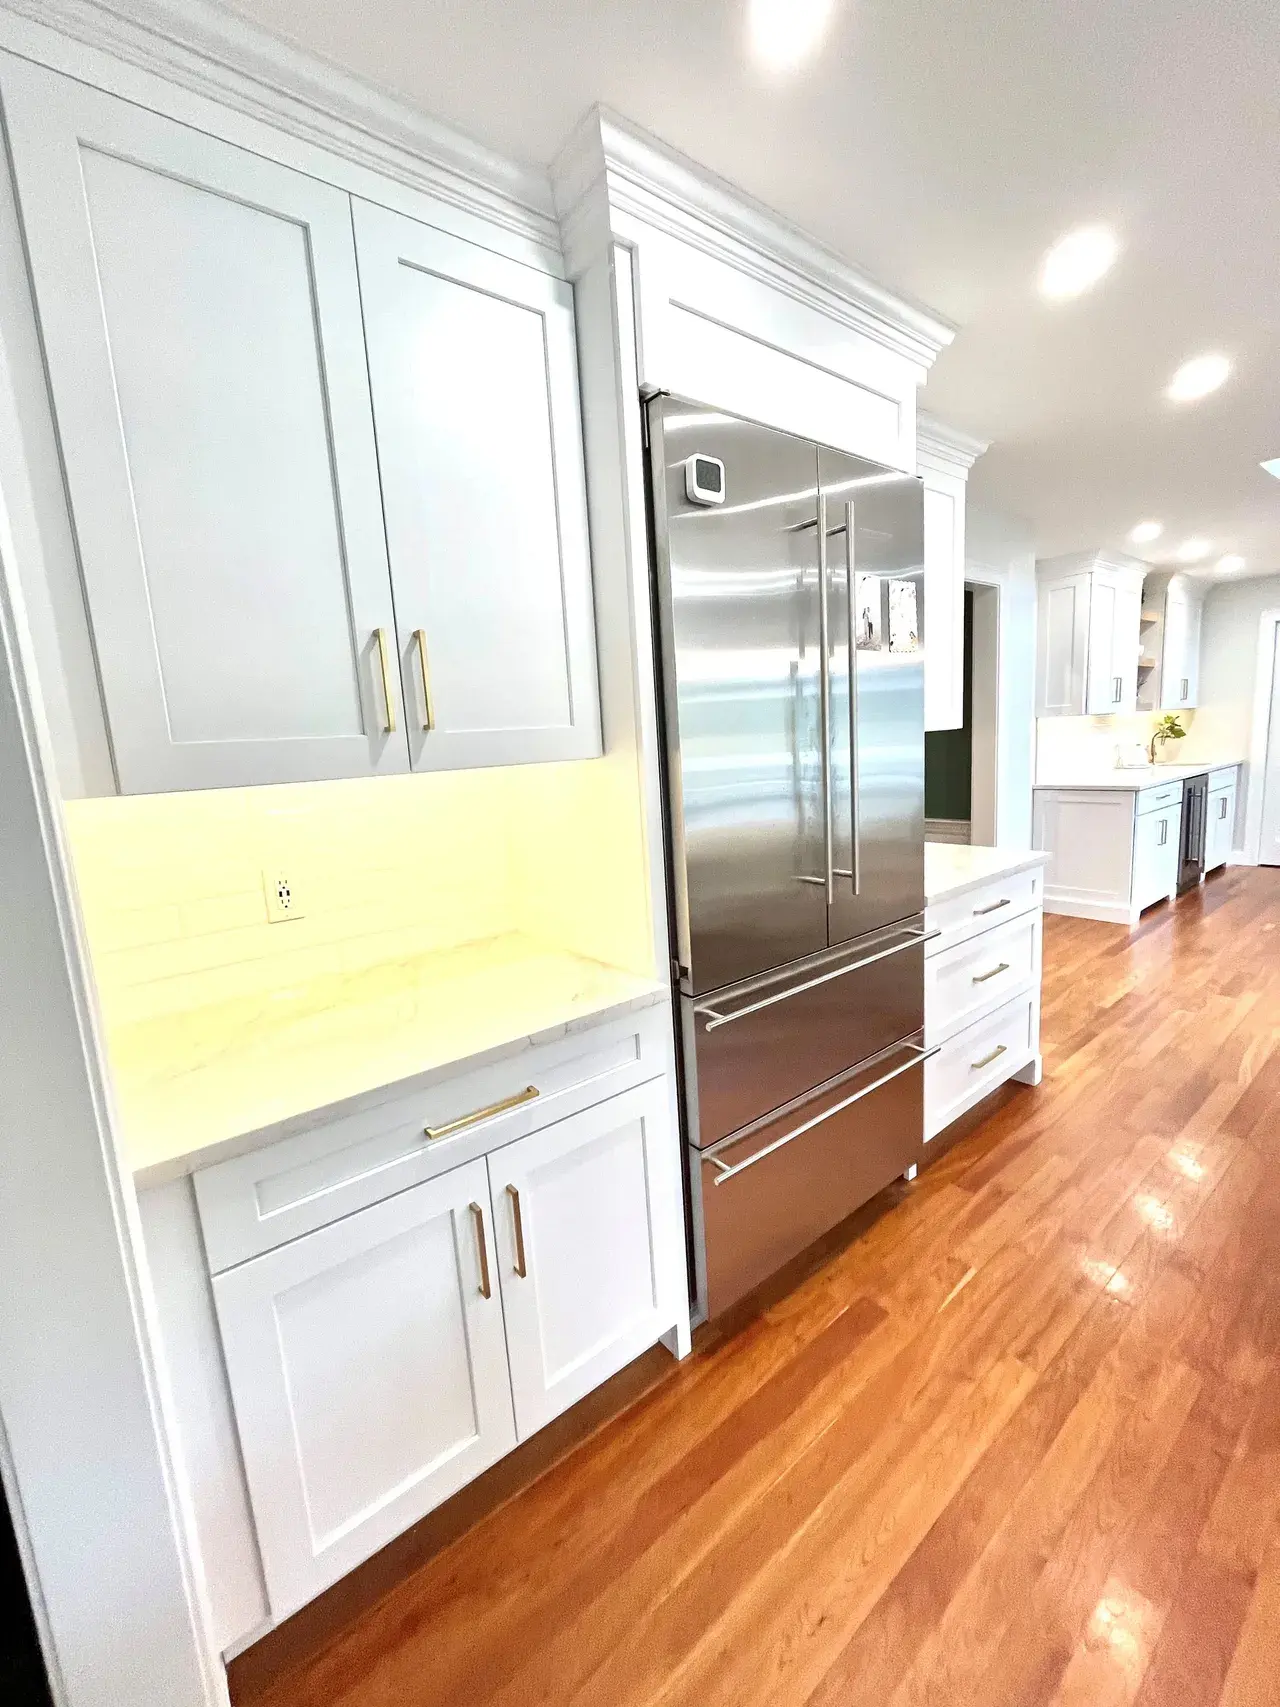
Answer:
xmin=224 ymin=0 xmax=1280 ymax=577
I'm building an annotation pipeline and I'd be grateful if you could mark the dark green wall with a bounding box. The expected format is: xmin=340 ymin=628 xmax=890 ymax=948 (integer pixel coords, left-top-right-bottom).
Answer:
xmin=924 ymin=589 xmax=974 ymax=821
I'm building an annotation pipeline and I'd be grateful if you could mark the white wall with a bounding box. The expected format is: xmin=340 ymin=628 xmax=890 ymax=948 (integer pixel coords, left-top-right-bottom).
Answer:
xmin=965 ymin=501 xmax=1037 ymax=848
xmin=1179 ymin=573 xmax=1280 ymax=849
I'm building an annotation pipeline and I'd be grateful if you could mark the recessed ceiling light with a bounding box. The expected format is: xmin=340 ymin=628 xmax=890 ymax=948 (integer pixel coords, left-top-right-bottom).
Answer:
xmin=1261 ymin=458 xmax=1280 ymax=480
xmin=1216 ymin=554 xmax=1246 ymax=574
xmin=1038 ymin=226 xmax=1119 ymax=301
xmin=1166 ymin=354 xmax=1232 ymax=402
xmin=1175 ymin=537 xmax=1213 ymax=562
xmin=1128 ymin=521 xmax=1163 ymax=545
xmin=748 ymin=0 xmax=835 ymax=69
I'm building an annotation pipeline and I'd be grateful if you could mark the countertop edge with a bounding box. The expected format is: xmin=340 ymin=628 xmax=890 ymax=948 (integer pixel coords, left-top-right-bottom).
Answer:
xmin=1033 ymin=761 xmax=1243 ymax=794
xmin=128 ymin=982 xmax=671 ymax=1188
xmin=924 ymin=849 xmax=1051 ymax=906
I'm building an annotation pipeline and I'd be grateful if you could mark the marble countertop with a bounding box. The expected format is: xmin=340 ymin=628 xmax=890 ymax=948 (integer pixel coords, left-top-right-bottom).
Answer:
xmin=924 ymin=843 xmax=1051 ymax=905
xmin=1033 ymin=760 xmax=1243 ymax=792
xmin=108 ymin=932 xmax=667 ymax=1185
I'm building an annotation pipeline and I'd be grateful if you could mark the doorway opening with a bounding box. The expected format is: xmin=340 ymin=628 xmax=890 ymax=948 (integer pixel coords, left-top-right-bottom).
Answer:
xmin=925 ymin=582 xmax=999 ymax=847
xmin=1248 ymin=608 xmax=1280 ymax=866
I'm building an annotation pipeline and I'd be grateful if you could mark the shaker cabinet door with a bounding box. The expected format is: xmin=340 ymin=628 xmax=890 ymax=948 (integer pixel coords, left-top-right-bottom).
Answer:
xmin=1 ymin=56 xmax=408 ymax=791
xmin=211 ymin=1159 xmax=515 ymax=1619
xmin=490 ymin=1081 xmax=681 ymax=1439
xmin=353 ymin=200 xmax=601 ymax=770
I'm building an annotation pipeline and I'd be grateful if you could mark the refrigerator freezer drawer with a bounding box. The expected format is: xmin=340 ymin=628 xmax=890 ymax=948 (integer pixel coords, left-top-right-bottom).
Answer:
xmin=682 ymin=920 xmax=927 ymax=1149
xmin=692 ymin=1038 xmax=926 ymax=1317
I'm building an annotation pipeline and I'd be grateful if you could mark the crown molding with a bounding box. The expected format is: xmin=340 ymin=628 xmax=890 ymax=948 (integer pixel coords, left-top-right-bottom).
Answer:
xmin=916 ymin=411 xmax=990 ymax=476
xmin=552 ymin=107 xmax=956 ymax=375
xmin=0 ymin=0 xmax=561 ymax=253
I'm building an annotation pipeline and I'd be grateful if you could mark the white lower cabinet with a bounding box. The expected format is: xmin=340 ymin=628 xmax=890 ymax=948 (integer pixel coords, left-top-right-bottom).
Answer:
xmin=204 ymin=1067 xmax=684 ymax=1620
xmin=1132 ymin=798 xmax=1183 ymax=913
xmin=212 ymin=1158 xmax=515 ymax=1618
xmin=492 ymin=1081 xmax=678 ymax=1438
xmin=1206 ymin=775 xmax=1237 ymax=873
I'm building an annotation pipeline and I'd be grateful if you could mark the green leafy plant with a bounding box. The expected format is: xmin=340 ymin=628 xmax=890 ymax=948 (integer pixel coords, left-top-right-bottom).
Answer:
xmin=1149 ymin=712 xmax=1187 ymax=764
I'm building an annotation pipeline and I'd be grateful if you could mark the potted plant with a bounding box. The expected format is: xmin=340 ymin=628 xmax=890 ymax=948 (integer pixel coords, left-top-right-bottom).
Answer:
xmin=1149 ymin=712 xmax=1187 ymax=765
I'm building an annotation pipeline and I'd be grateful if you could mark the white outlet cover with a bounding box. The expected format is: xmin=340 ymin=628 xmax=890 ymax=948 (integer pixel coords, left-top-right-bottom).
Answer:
xmin=263 ymin=870 xmax=304 ymax=923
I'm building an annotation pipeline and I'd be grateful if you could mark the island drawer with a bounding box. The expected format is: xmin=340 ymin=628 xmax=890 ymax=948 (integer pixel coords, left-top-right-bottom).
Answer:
xmin=925 ymin=992 xmax=1036 ymax=1141
xmin=924 ymin=868 xmax=1042 ymax=958
xmin=925 ymin=909 xmax=1040 ymax=1047
xmin=194 ymin=1003 xmax=670 ymax=1272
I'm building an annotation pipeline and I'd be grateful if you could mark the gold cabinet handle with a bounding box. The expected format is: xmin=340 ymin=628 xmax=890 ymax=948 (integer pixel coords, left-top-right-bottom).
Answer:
xmin=469 ymin=1202 xmax=491 ymax=1299
xmin=971 ymin=1043 xmax=1008 ymax=1071
xmin=506 ymin=1183 xmax=527 ymax=1278
xmin=973 ymin=898 xmax=1012 ymax=917
xmin=972 ymin=962 xmax=1011 ymax=985
xmin=424 ymin=1084 xmax=539 ymax=1142
xmin=374 ymin=627 xmax=397 ymax=734
xmin=414 ymin=628 xmax=435 ymax=732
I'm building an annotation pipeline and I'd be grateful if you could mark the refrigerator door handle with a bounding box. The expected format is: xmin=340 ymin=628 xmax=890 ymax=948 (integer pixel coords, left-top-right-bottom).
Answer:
xmin=817 ymin=491 xmax=835 ymax=906
xmin=844 ymin=500 xmax=861 ymax=895
xmin=706 ymin=1041 xmax=940 ymax=1183
xmin=694 ymin=925 xmax=940 ymax=1030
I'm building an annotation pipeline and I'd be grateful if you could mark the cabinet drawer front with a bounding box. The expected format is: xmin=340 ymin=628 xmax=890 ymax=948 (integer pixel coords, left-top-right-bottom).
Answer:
xmin=195 ymin=1006 xmax=669 ymax=1272
xmin=925 ymin=911 xmax=1039 ymax=1045
xmin=1209 ymin=768 xmax=1239 ymax=793
xmin=1136 ymin=782 xmax=1184 ymax=815
xmin=491 ymin=1079 xmax=683 ymax=1439
xmin=925 ymin=994 xmax=1035 ymax=1141
xmin=925 ymin=868 xmax=1042 ymax=957
xmin=211 ymin=1158 xmax=516 ymax=1618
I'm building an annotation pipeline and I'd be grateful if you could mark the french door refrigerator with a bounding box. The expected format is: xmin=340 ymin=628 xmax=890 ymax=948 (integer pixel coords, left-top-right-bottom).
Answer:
xmin=647 ymin=395 xmax=932 ymax=1319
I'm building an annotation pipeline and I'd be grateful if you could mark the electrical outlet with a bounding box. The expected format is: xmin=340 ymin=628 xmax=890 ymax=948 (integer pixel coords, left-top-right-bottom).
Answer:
xmin=263 ymin=870 xmax=304 ymax=923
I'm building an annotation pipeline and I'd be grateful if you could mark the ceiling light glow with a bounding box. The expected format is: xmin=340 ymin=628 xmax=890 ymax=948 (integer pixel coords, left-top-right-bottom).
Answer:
xmin=1216 ymin=554 xmax=1246 ymax=574
xmin=748 ymin=0 xmax=836 ymax=69
xmin=1175 ymin=538 xmax=1213 ymax=562
xmin=1261 ymin=458 xmax=1280 ymax=480
xmin=1039 ymin=225 xmax=1119 ymax=301
xmin=1128 ymin=521 xmax=1163 ymax=545
xmin=1166 ymin=354 xmax=1231 ymax=402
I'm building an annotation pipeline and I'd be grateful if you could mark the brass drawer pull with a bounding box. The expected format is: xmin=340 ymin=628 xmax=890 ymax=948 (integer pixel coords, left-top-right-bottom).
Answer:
xmin=469 ymin=1202 xmax=491 ymax=1299
xmin=374 ymin=627 xmax=397 ymax=734
xmin=425 ymin=1084 xmax=539 ymax=1141
xmin=414 ymin=627 xmax=436 ymax=732
xmin=506 ymin=1184 xmax=528 ymax=1278
xmin=973 ymin=897 xmax=1012 ymax=917
xmin=971 ymin=1044 xmax=1009 ymax=1071
xmin=972 ymin=962 xmax=1011 ymax=985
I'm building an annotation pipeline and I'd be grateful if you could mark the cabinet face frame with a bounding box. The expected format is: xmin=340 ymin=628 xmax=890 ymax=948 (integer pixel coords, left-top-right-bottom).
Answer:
xmin=1 ymin=56 xmax=413 ymax=791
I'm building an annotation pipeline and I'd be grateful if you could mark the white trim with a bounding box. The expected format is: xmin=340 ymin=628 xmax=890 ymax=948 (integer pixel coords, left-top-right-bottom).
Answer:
xmin=552 ymin=107 xmax=956 ymax=374
xmin=966 ymin=576 xmax=1002 ymax=846
xmin=0 ymin=0 xmax=560 ymax=257
xmin=917 ymin=411 xmax=989 ymax=478
xmin=1244 ymin=606 xmax=1280 ymax=866
xmin=0 ymin=480 xmax=225 ymax=1701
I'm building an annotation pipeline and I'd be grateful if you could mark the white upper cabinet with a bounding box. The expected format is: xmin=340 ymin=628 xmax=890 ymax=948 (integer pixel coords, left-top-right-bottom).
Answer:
xmin=1036 ymin=553 xmax=1144 ymax=718
xmin=2 ymin=59 xmax=408 ymax=792
xmin=917 ymin=418 xmax=987 ymax=733
xmin=354 ymin=201 xmax=601 ymax=770
xmin=1137 ymin=572 xmax=1205 ymax=713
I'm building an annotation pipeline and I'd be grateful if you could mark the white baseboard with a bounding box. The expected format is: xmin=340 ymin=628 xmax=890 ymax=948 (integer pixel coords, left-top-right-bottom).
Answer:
xmin=1043 ymin=894 xmax=1137 ymax=925
xmin=925 ymin=818 xmax=971 ymax=845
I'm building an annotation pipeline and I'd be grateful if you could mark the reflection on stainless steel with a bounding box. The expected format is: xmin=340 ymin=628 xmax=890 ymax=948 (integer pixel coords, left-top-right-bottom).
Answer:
xmin=648 ymin=396 xmax=928 ymax=1318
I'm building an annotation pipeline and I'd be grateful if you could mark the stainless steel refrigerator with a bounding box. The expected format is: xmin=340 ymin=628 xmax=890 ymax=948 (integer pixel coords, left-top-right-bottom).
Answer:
xmin=647 ymin=395 xmax=932 ymax=1319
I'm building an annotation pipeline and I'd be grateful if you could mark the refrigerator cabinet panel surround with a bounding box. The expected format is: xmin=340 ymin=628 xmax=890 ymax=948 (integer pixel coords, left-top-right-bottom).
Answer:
xmin=648 ymin=395 xmax=929 ymax=1319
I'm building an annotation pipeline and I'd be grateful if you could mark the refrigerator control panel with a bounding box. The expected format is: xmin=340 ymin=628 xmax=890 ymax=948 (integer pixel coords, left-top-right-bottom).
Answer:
xmin=684 ymin=454 xmax=726 ymax=506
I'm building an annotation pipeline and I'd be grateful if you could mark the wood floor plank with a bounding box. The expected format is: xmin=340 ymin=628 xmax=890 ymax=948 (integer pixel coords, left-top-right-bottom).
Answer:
xmin=237 ymin=870 xmax=1280 ymax=1707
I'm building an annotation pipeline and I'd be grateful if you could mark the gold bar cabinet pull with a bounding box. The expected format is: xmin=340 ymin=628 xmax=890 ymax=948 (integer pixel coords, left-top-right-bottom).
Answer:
xmin=374 ymin=627 xmax=397 ymax=734
xmin=971 ymin=1043 xmax=1009 ymax=1071
xmin=506 ymin=1184 xmax=528 ymax=1278
xmin=469 ymin=1202 xmax=491 ymax=1299
xmin=414 ymin=627 xmax=435 ymax=732
xmin=424 ymin=1085 xmax=539 ymax=1142
xmin=972 ymin=962 xmax=1011 ymax=986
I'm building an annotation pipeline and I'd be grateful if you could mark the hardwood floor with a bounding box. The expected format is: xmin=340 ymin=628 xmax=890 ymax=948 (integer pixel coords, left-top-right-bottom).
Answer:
xmin=242 ymin=867 xmax=1280 ymax=1707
